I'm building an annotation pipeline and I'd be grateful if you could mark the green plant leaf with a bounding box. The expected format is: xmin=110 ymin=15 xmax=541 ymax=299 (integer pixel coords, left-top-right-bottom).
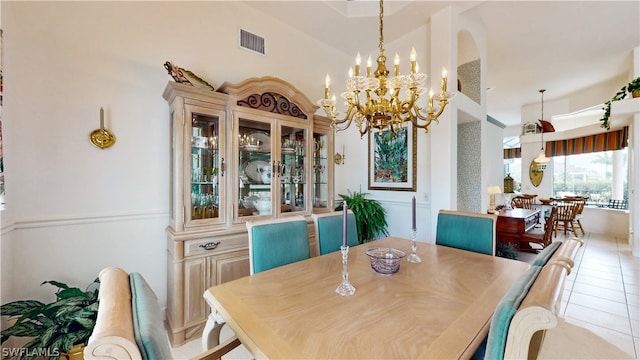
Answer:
xmin=55 ymin=288 xmax=86 ymax=300
xmin=0 ymin=300 xmax=45 ymax=317
xmin=41 ymin=280 xmax=70 ymax=290
xmin=337 ymin=190 xmax=389 ymax=243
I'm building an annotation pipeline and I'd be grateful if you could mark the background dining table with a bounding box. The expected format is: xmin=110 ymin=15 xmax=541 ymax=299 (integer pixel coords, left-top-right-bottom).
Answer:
xmin=204 ymin=236 xmax=530 ymax=359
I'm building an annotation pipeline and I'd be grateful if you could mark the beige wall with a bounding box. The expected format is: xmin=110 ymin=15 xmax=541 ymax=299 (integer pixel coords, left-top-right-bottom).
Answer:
xmin=0 ymin=1 xmax=348 ymax=304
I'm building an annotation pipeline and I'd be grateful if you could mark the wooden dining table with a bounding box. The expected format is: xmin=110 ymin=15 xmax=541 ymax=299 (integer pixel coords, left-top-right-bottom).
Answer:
xmin=203 ymin=236 xmax=530 ymax=359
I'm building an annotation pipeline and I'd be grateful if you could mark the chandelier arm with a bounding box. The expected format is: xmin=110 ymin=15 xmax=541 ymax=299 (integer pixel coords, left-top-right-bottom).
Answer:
xmin=331 ymin=105 xmax=356 ymax=127
xmin=411 ymin=118 xmax=435 ymax=132
xmin=428 ymin=99 xmax=449 ymax=120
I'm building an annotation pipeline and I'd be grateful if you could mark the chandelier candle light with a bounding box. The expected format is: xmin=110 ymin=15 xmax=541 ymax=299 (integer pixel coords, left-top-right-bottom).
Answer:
xmin=407 ymin=195 xmax=422 ymax=263
xmin=318 ymin=0 xmax=453 ymax=137
xmin=336 ymin=201 xmax=356 ymax=296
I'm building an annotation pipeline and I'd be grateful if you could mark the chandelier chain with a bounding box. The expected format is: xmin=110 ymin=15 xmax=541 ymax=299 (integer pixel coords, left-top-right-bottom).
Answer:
xmin=379 ymin=0 xmax=384 ymax=53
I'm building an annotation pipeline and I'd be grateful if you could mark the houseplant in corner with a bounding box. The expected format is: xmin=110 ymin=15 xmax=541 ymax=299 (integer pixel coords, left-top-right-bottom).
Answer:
xmin=1 ymin=278 xmax=99 ymax=360
xmin=600 ymin=76 xmax=640 ymax=130
xmin=336 ymin=190 xmax=389 ymax=243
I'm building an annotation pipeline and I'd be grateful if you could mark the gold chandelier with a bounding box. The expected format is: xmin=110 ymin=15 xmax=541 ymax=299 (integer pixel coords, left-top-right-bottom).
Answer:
xmin=317 ymin=0 xmax=453 ymax=137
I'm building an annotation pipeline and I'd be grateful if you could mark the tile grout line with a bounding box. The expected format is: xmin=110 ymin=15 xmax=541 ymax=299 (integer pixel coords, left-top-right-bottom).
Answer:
xmin=560 ymin=232 xmax=586 ymax=318
xmin=616 ymin=235 xmax=639 ymax=358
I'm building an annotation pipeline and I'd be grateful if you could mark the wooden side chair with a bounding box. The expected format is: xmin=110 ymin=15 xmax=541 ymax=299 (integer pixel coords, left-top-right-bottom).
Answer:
xmin=311 ymin=210 xmax=358 ymax=255
xmin=521 ymin=205 xmax=557 ymax=252
xmin=554 ymin=199 xmax=579 ymax=237
xmin=246 ymin=216 xmax=310 ymax=274
xmin=435 ymin=210 xmax=497 ymax=255
xmin=567 ymin=196 xmax=587 ymax=235
xmin=511 ymin=194 xmax=537 ymax=210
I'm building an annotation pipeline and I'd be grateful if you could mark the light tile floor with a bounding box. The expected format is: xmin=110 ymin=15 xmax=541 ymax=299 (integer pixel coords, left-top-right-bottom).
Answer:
xmin=172 ymin=232 xmax=640 ymax=359
xmin=558 ymin=232 xmax=639 ymax=358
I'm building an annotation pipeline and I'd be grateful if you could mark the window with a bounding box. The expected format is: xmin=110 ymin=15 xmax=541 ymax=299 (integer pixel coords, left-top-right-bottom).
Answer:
xmin=553 ymin=149 xmax=628 ymax=208
xmin=503 ymin=158 xmax=522 ymax=192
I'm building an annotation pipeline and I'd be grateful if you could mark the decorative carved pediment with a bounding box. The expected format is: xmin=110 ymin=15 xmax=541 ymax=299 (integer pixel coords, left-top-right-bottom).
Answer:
xmin=218 ymin=76 xmax=319 ymax=119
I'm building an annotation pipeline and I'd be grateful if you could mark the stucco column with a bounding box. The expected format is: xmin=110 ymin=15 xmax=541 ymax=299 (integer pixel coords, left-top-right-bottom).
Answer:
xmin=612 ymin=149 xmax=624 ymax=200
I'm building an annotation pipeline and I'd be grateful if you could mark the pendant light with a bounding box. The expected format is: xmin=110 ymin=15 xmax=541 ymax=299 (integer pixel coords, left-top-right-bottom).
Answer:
xmin=534 ymin=89 xmax=550 ymax=170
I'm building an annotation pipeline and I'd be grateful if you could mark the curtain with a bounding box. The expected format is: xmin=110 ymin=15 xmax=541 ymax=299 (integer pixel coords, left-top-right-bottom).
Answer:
xmin=503 ymin=147 xmax=521 ymax=159
xmin=546 ymin=126 xmax=629 ymax=157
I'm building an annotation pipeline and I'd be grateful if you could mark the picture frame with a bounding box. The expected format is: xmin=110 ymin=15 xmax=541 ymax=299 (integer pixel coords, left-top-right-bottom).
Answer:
xmin=368 ymin=123 xmax=417 ymax=191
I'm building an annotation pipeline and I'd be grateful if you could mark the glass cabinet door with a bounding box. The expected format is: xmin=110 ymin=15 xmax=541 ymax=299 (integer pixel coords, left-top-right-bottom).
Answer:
xmin=279 ymin=124 xmax=308 ymax=215
xmin=186 ymin=105 xmax=225 ymax=227
xmin=237 ymin=117 xmax=273 ymax=218
xmin=312 ymin=132 xmax=329 ymax=211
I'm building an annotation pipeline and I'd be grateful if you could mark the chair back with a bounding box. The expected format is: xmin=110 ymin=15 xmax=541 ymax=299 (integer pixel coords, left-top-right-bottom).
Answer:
xmin=511 ymin=194 xmax=537 ymax=209
xmin=568 ymin=196 xmax=587 ymax=215
xmin=435 ymin=210 xmax=497 ymax=255
xmin=246 ymin=216 xmax=310 ymax=274
xmin=311 ymin=210 xmax=358 ymax=255
xmin=555 ymin=201 xmax=577 ymax=221
xmin=541 ymin=205 xmax=557 ymax=245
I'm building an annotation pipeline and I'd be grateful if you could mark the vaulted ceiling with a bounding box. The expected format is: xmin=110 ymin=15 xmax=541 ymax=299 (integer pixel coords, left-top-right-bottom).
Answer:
xmin=246 ymin=1 xmax=639 ymax=128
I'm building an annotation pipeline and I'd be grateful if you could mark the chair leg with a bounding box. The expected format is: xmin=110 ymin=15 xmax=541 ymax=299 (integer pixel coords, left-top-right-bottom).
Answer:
xmin=577 ymin=220 xmax=585 ymax=235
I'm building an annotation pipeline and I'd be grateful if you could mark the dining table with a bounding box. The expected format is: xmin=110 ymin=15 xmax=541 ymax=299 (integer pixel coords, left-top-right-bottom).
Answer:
xmin=203 ymin=236 xmax=530 ymax=359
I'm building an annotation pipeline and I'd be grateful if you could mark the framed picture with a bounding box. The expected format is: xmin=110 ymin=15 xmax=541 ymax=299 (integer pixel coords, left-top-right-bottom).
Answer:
xmin=368 ymin=124 xmax=417 ymax=191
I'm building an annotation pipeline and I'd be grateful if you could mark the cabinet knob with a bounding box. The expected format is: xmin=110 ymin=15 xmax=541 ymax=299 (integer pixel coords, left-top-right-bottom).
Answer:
xmin=199 ymin=241 xmax=221 ymax=251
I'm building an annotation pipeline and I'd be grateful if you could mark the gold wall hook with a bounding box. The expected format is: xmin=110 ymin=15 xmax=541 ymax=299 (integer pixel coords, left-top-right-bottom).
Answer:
xmin=90 ymin=107 xmax=116 ymax=149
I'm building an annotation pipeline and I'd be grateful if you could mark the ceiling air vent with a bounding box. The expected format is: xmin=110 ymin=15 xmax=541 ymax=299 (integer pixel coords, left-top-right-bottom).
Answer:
xmin=239 ymin=29 xmax=265 ymax=55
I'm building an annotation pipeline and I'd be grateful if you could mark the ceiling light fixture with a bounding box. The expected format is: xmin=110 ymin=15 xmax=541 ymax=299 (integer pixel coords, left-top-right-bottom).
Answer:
xmin=317 ymin=0 xmax=454 ymax=137
xmin=534 ymin=89 xmax=550 ymax=170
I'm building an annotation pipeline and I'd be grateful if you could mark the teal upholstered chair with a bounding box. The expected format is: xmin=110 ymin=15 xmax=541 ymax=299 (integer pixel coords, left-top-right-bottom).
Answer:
xmin=311 ymin=210 xmax=359 ymax=255
xmin=435 ymin=210 xmax=497 ymax=255
xmin=246 ymin=216 xmax=310 ymax=274
xmin=482 ymin=265 xmax=543 ymax=359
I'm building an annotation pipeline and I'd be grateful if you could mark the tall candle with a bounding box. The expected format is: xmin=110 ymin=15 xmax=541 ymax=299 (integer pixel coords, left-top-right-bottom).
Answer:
xmin=100 ymin=107 xmax=104 ymax=131
xmin=324 ymin=74 xmax=330 ymax=99
xmin=394 ymin=53 xmax=400 ymax=76
xmin=412 ymin=196 xmax=416 ymax=231
xmin=343 ymin=201 xmax=348 ymax=247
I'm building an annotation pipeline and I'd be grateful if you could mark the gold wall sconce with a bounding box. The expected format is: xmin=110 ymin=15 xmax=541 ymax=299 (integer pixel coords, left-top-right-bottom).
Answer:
xmin=90 ymin=107 xmax=116 ymax=149
xmin=335 ymin=144 xmax=345 ymax=165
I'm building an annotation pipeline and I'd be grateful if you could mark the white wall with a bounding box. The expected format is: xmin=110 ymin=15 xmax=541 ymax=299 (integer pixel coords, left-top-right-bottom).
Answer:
xmin=0 ymin=1 xmax=348 ymax=304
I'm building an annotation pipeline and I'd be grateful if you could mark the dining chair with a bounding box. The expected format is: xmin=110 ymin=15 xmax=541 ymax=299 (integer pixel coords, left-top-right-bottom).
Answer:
xmin=511 ymin=194 xmax=537 ymax=210
xmin=435 ymin=210 xmax=497 ymax=255
xmin=311 ymin=210 xmax=358 ymax=255
xmin=553 ymin=199 xmax=579 ymax=237
xmin=521 ymin=205 xmax=557 ymax=252
xmin=566 ymin=196 xmax=587 ymax=235
xmin=246 ymin=216 xmax=310 ymax=274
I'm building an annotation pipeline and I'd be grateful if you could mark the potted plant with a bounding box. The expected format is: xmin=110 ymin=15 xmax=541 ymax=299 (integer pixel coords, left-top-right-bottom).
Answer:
xmin=628 ymin=77 xmax=640 ymax=97
xmin=600 ymin=76 xmax=640 ymax=130
xmin=1 ymin=278 xmax=99 ymax=360
xmin=336 ymin=190 xmax=389 ymax=243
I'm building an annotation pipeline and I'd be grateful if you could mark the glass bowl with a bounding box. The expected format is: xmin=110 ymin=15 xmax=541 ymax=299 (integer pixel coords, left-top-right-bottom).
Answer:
xmin=365 ymin=247 xmax=406 ymax=275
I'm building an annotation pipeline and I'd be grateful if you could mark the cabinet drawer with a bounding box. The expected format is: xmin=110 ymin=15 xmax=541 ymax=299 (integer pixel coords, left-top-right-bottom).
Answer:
xmin=184 ymin=234 xmax=248 ymax=257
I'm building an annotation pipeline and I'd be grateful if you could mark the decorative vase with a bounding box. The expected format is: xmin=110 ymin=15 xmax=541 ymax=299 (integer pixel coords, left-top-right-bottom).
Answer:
xmin=632 ymin=91 xmax=640 ymax=98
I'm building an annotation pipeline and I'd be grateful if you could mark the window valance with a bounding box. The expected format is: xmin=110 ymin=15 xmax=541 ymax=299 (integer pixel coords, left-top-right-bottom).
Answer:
xmin=546 ymin=126 xmax=628 ymax=157
xmin=503 ymin=147 xmax=521 ymax=159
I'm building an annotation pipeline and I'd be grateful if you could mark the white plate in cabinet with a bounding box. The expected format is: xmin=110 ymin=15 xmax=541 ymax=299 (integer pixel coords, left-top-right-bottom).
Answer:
xmin=184 ymin=235 xmax=247 ymax=257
